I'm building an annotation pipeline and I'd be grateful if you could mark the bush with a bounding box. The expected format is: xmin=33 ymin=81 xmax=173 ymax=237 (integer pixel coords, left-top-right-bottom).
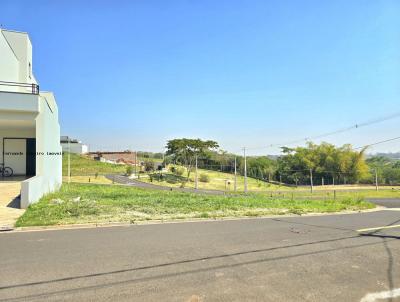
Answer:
xmin=144 ymin=160 xmax=154 ymax=172
xmin=126 ymin=166 xmax=133 ymax=175
xmin=175 ymin=167 xmax=185 ymax=176
xmin=199 ymin=173 xmax=210 ymax=183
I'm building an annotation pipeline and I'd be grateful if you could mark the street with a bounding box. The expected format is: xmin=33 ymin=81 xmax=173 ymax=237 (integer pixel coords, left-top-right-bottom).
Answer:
xmin=0 ymin=208 xmax=399 ymax=301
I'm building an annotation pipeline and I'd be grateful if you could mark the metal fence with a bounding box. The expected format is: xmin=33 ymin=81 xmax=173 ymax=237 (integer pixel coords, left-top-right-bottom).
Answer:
xmin=0 ymin=80 xmax=39 ymax=94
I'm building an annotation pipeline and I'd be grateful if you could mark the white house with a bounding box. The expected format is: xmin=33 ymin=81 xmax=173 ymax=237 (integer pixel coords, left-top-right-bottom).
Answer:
xmin=0 ymin=28 xmax=62 ymax=208
xmin=60 ymin=136 xmax=89 ymax=154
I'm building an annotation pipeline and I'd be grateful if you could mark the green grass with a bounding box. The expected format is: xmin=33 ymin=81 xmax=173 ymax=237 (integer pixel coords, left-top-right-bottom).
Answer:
xmin=16 ymin=183 xmax=375 ymax=227
xmin=142 ymin=165 xmax=284 ymax=191
xmin=62 ymin=153 xmax=127 ymax=176
xmin=257 ymin=188 xmax=400 ymax=199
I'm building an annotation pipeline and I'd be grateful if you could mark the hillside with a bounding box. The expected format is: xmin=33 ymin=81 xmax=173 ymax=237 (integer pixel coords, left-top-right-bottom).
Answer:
xmin=141 ymin=165 xmax=284 ymax=192
xmin=62 ymin=153 xmax=128 ymax=175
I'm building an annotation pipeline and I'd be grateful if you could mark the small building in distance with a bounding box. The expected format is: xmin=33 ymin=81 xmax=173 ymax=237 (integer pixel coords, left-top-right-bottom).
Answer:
xmin=89 ymin=151 xmax=137 ymax=165
xmin=60 ymin=136 xmax=89 ymax=154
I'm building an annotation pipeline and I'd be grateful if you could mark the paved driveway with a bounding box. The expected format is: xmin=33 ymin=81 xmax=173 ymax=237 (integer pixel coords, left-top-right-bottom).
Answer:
xmin=0 ymin=181 xmax=25 ymax=229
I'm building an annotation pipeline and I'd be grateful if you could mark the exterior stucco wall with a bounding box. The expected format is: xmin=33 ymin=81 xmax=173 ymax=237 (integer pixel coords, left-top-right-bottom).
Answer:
xmin=0 ymin=91 xmax=40 ymax=113
xmin=1 ymin=30 xmax=35 ymax=84
xmin=21 ymin=92 xmax=63 ymax=208
xmin=0 ymin=31 xmax=19 ymax=84
xmin=21 ymin=176 xmax=44 ymax=208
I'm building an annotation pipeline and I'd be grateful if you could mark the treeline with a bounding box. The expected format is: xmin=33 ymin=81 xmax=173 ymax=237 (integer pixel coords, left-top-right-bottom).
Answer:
xmin=166 ymin=142 xmax=400 ymax=186
xmin=137 ymin=151 xmax=164 ymax=160
xmin=366 ymin=156 xmax=400 ymax=185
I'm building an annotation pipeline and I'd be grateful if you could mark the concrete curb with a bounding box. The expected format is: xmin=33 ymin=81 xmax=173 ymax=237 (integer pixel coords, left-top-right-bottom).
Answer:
xmin=1 ymin=206 xmax=386 ymax=234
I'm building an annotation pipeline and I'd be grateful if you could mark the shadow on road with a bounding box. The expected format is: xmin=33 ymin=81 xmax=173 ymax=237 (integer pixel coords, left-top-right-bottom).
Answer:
xmin=360 ymin=233 xmax=399 ymax=302
xmin=1 ymin=233 xmax=398 ymax=302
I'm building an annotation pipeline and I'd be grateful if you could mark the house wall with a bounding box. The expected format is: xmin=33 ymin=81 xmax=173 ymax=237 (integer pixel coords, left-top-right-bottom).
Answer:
xmin=0 ymin=31 xmax=19 ymax=84
xmin=1 ymin=30 xmax=36 ymax=85
xmin=20 ymin=92 xmax=62 ymax=208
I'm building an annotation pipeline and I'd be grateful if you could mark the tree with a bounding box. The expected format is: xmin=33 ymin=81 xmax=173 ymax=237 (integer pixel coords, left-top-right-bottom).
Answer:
xmin=165 ymin=138 xmax=219 ymax=181
xmin=144 ymin=160 xmax=154 ymax=172
xmin=277 ymin=142 xmax=370 ymax=185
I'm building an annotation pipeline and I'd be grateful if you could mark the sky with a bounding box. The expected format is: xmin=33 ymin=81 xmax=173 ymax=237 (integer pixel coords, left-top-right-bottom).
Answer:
xmin=1 ymin=0 xmax=400 ymax=155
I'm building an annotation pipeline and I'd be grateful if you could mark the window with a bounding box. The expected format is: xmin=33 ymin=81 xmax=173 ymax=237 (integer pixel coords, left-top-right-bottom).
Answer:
xmin=28 ymin=62 xmax=31 ymax=79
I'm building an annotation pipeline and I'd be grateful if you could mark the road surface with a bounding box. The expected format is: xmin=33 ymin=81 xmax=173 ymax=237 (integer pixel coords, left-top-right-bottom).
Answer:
xmin=0 ymin=209 xmax=399 ymax=301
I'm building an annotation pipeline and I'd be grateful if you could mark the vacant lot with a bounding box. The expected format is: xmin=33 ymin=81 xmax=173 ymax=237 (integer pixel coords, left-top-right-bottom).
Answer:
xmin=62 ymin=155 xmax=400 ymax=195
xmin=16 ymin=183 xmax=375 ymax=227
xmin=62 ymin=153 xmax=127 ymax=176
xmin=141 ymin=166 xmax=283 ymax=191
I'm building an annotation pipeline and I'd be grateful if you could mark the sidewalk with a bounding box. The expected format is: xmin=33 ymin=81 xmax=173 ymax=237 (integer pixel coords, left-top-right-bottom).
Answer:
xmin=0 ymin=182 xmax=25 ymax=230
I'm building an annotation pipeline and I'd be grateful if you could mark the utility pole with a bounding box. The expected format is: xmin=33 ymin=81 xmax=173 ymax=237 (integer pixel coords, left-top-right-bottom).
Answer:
xmin=310 ymin=168 xmax=313 ymax=193
xmin=234 ymin=156 xmax=237 ymax=192
xmin=375 ymin=169 xmax=379 ymax=191
xmin=332 ymin=174 xmax=335 ymax=186
xmin=134 ymin=150 xmax=137 ymax=176
xmin=195 ymin=155 xmax=198 ymax=190
xmin=322 ymin=177 xmax=324 ymax=186
xmin=68 ymin=137 xmax=71 ymax=184
xmin=244 ymin=147 xmax=248 ymax=193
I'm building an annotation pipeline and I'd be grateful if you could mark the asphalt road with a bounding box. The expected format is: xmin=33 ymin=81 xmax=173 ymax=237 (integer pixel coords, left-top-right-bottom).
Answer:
xmin=367 ymin=198 xmax=400 ymax=208
xmin=0 ymin=210 xmax=399 ymax=301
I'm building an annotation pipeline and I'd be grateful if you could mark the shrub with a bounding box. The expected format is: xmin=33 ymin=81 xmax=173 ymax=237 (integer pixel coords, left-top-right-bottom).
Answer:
xmin=199 ymin=173 xmax=210 ymax=183
xmin=144 ymin=160 xmax=154 ymax=172
xmin=175 ymin=167 xmax=185 ymax=176
xmin=126 ymin=166 xmax=133 ymax=175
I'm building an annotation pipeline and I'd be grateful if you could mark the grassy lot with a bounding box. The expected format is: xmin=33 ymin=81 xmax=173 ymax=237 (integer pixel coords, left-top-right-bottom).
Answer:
xmin=62 ymin=175 xmax=113 ymax=184
xmin=141 ymin=166 xmax=283 ymax=191
xmin=62 ymin=155 xmax=400 ymax=194
xmin=62 ymin=153 xmax=127 ymax=176
xmin=261 ymin=188 xmax=400 ymax=200
xmin=16 ymin=183 xmax=375 ymax=227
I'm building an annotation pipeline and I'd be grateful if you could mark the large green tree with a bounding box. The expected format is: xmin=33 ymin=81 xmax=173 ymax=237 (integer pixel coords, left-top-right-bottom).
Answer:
xmin=166 ymin=138 xmax=219 ymax=180
xmin=277 ymin=142 xmax=370 ymax=185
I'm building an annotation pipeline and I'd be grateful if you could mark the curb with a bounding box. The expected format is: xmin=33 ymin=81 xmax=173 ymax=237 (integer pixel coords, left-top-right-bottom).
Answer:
xmin=1 ymin=206 xmax=385 ymax=234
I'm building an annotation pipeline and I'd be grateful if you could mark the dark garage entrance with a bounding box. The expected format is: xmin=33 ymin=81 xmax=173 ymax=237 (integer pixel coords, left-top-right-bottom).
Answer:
xmin=26 ymin=138 xmax=36 ymax=176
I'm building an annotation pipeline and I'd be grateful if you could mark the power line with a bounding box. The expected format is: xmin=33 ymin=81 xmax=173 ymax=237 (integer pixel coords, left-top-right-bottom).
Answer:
xmin=354 ymin=136 xmax=400 ymax=150
xmin=241 ymin=111 xmax=400 ymax=152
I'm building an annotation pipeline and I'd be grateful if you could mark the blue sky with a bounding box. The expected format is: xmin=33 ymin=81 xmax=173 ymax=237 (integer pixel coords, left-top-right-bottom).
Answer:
xmin=1 ymin=0 xmax=399 ymax=155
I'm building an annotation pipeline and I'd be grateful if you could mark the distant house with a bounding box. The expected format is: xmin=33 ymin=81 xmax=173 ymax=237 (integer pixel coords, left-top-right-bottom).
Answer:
xmin=60 ymin=136 xmax=89 ymax=154
xmin=0 ymin=28 xmax=62 ymax=208
xmin=89 ymin=151 xmax=137 ymax=165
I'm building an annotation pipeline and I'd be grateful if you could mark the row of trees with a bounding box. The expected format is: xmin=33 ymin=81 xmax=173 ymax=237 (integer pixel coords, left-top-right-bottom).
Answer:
xmin=366 ymin=156 xmax=400 ymax=185
xmin=276 ymin=143 xmax=370 ymax=185
xmin=163 ymin=138 xmax=400 ymax=186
